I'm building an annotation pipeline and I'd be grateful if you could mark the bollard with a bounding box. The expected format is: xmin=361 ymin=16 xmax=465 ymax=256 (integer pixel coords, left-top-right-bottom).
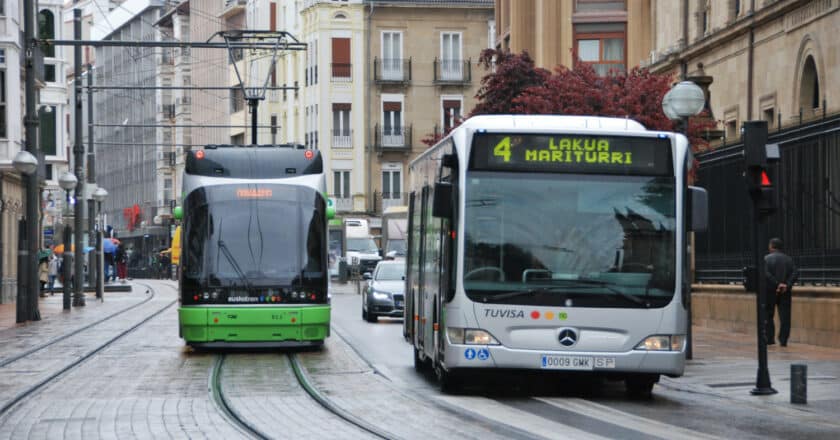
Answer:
xmin=790 ymin=364 xmax=807 ymax=404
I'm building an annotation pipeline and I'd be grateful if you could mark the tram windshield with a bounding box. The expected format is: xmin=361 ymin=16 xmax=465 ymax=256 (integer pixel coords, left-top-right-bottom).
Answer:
xmin=463 ymin=172 xmax=677 ymax=308
xmin=182 ymin=184 xmax=326 ymax=291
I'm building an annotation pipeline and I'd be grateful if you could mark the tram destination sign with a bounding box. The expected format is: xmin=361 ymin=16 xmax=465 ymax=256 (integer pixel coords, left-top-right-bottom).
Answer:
xmin=469 ymin=133 xmax=673 ymax=176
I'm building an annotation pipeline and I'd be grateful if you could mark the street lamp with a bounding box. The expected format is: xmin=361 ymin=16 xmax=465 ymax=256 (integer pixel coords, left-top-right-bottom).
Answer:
xmin=92 ymin=187 xmax=108 ymax=300
xmin=662 ymin=80 xmax=705 ymax=361
xmin=58 ymin=171 xmax=78 ymax=310
xmin=11 ymin=150 xmax=39 ymax=323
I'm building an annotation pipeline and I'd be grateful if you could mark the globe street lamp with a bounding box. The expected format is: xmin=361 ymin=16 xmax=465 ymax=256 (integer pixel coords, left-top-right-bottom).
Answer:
xmin=662 ymin=80 xmax=705 ymax=360
xmin=58 ymin=171 xmax=78 ymax=310
xmin=92 ymin=187 xmax=108 ymax=300
xmin=11 ymin=150 xmax=39 ymax=323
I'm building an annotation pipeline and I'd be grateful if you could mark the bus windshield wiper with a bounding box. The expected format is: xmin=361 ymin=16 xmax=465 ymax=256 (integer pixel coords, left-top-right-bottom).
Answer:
xmin=482 ymin=286 xmax=569 ymax=302
xmin=218 ymin=239 xmax=253 ymax=292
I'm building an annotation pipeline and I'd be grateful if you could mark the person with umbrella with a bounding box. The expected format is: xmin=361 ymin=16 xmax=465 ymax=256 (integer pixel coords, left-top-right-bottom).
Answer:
xmin=103 ymin=238 xmax=117 ymax=282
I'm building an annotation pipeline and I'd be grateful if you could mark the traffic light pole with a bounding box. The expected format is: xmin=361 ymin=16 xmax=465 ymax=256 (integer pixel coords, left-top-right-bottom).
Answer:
xmin=750 ymin=204 xmax=776 ymax=395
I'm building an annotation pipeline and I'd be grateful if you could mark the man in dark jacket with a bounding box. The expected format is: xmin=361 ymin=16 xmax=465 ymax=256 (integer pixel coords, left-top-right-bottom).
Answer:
xmin=764 ymin=238 xmax=798 ymax=346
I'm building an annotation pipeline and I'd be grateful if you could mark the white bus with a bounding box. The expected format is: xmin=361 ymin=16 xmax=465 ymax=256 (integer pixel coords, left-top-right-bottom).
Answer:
xmin=404 ymin=115 xmax=707 ymax=396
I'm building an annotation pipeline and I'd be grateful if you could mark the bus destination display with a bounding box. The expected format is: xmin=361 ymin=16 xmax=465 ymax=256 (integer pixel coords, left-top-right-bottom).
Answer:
xmin=469 ymin=133 xmax=673 ymax=175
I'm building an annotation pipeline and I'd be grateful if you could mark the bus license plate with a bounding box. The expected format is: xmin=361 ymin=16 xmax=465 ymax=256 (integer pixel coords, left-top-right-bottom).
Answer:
xmin=541 ymin=355 xmax=593 ymax=370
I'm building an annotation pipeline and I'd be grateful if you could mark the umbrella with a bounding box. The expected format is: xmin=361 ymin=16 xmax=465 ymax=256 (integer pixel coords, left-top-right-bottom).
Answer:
xmin=38 ymin=249 xmax=53 ymax=260
xmin=103 ymin=239 xmax=117 ymax=254
xmin=108 ymin=238 xmax=121 ymax=245
xmin=53 ymin=244 xmax=94 ymax=254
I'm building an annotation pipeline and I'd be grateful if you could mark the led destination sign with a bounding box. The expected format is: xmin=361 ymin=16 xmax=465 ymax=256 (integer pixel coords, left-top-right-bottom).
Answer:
xmin=470 ymin=133 xmax=673 ymax=176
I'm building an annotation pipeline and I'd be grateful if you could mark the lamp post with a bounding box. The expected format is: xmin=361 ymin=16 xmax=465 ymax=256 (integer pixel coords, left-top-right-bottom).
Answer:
xmin=12 ymin=151 xmax=38 ymax=322
xmin=662 ymin=80 xmax=705 ymax=360
xmin=58 ymin=171 xmax=78 ymax=310
xmin=92 ymin=187 xmax=107 ymax=300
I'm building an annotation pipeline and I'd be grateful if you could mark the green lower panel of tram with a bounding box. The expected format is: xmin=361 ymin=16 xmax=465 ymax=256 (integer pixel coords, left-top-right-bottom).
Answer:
xmin=179 ymin=306 xmax=330 ymax=344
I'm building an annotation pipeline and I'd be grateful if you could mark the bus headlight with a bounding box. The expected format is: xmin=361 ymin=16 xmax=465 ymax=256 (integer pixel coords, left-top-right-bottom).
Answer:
xmin=635 ymin=335 xmax=685 ymax=351
xmin=447 ymin=327 xmax=500 ymax=345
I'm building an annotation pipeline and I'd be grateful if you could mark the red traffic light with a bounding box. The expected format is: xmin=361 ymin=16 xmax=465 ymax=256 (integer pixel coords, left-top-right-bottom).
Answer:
xmin=761 ymin=170 xmax=771 ymax=186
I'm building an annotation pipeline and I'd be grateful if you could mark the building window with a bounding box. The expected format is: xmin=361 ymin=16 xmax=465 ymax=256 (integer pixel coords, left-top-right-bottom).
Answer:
xmin=333 ymin=170 xmax=350 ymax=199
xmin=382 ymin=101 xmax=403 ymax=146
xmin=381 ymin=31 xmax=402 ymax=80
xmin=730 ymin=0 xmax=741 ymax=20
xmin=763 ymin=107 xmax=775 ymax=129
xmin=442 ymin=98 xmax=461 ymax=132
xmin=232 ymin=133 xmax=245 ymax=145
xmin=574 ymin=0 xmax=626 ymax=12
xmin=39 ymin=106 xmax=57 ymax=156
xmin=574 ymin=23 xmax=625 ymax=75
xmin=0 ymin=70 xmax=5 ymax=139
xmin=270 ymin=114 xmax=278 ymax=144
xmin=39 ymin=10 xmax=56 ymax=82
xmin=230 ymin=88 xmax=244 ymax=112
xmin=800 ymin=55 xmax=820 ymax=111
xmin=332 ymin=103 xmax=351 ymax=148
xmin=164 ymin=177 xmax=173 ymax=202
xmin=0 ymin=49 xmax=5 ymax=63
xmin=331 ymin=37 xmax=351 ymax=81
xmin=440 ymin=32 xmax=462 ymax=81
xmin=725 ymin=120 xmax=738 ymax=141
xmin=382 ymin=169 xmax=401 ymax=199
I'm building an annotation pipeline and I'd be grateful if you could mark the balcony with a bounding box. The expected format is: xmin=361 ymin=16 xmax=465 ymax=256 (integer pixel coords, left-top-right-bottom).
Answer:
xmin=374 ymin=124 xmax=412 ymax=152
xmin=373 ymin=191 xmax=407 ymax=214
xmin=433 ymin=58 xmax=471 ymax=84
xmin=332 ymin=129 xmax=353 ymax=149
xmin=330 ymin=196 xmax=353 ymax=213
xmin=331 ymin=63 xmax=352 ymax=82
xmin=373 ymin=57 xmax=411 ymax=84
xmin=220 ymin=0 xmax=246 ymax=18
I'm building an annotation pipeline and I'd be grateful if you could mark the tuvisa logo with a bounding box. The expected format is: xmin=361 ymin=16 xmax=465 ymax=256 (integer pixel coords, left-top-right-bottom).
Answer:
xmin=485 ymin=309 xmax=525 ymax=319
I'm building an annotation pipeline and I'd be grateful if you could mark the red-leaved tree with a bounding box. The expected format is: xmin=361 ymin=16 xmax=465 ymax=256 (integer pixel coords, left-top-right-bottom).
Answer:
xmin=424 ymin=49 xmax=717 ymax=152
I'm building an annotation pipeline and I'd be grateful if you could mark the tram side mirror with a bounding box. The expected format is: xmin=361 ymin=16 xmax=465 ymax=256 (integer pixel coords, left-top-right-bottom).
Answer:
xmin=432 ymin=182 xmax=453 ymax=219
xmin=688 ymin=186 xmax=708 ymax=232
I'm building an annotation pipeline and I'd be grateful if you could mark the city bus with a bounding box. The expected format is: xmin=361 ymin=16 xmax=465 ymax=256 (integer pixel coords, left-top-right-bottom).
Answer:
xmin=404 ymin=115 xmax=708 ymax=395
xmin=178 ymin=144 xmax=332 ymax=348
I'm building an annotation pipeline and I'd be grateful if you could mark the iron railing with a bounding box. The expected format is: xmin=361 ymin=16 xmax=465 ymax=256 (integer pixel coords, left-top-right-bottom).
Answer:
xmin=433 ymin=58 xmax=471 ymax=84
xmin=694 ymin=114 xmax=840 ymax=285
xmin=373 ymin=57 xmax=411 ymax=83
xmin=332 ymin=129 xmax=353 ymax=149
xmin=374 ymin=124 xmax=412 ymax=151
xmin=331 ymin=63 xmax=352 ymax=81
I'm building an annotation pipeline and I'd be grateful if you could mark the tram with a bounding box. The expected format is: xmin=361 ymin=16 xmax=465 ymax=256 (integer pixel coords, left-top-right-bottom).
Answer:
xmin=178 ymin=144 xmax=332 ymax=348
xmin=404 ymin=115 xmax=708 ymax=394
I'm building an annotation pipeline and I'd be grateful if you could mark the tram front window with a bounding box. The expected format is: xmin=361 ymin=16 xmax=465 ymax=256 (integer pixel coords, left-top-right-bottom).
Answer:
xmin=182 ymin=185 xmax=326 ymax=296
xmin=463 ymin=172 xmax=676 ymax=308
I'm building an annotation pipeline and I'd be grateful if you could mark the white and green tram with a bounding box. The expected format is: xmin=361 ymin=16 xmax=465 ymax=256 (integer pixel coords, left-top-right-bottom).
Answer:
xmin=404 ymin=115 xmax=708 ymax=395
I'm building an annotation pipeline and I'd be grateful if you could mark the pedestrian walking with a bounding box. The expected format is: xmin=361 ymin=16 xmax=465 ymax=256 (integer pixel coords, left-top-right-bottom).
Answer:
xmin=764 ymin=238 xmax=799 ymax=347
xmin=104 ymin=249 xmax=115 ymax=283
xmin=47 ymin=254 xmax=59 ymax=295
xmin=116 ymin=243 xmax=128 ymax=281
xmin=38 ymin=254 xmax=49 ymax=297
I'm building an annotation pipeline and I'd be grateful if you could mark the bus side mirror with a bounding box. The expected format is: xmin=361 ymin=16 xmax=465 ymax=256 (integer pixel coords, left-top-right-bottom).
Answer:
xmin=688 ymin=186 xmax=708 ymax=232
xmin=432 ymin=182 xmax=453 ymax=219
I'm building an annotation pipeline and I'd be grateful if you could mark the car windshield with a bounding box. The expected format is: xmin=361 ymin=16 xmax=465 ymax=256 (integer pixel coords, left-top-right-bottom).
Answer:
xmin=376 ymin=263 xmax=405 ymax=281
xmin=464 ymin=172 xmax=676 ymax=308
xmin=386 ymin=239 xmax=407 ymax=255
xmin=182 ymin=184 xmax=326 ymax=289
xmin=348 ymin=238 xmax=378 ymax=253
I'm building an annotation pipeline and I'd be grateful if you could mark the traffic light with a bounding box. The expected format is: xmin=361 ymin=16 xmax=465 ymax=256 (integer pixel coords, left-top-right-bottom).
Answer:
xmin=743 ymin=121 xmax=780 ymax=217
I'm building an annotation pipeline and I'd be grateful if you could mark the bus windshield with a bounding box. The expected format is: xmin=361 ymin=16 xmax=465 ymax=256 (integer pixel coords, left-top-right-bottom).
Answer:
xmin=182 ymin=184 xmax=326 ymax=290
xmin=463 ymin=172 xmax=676 ymax=308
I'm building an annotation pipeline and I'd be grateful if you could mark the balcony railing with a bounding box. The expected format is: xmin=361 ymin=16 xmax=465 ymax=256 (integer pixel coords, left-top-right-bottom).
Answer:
xmin=332 ymin=129 xmax=353 ymax=149
xmin=331 ymin=63 xmax=352 ymax=82
xmin=329 ymin=196 xmax=353 ymax=213
xmin=434 ymin=58 xmax=471 ymax=84
xmin=373 ymin=191 xmax=407 ymax=214
xmin=374 ymin=124 xmax=412 ymax=151
xmin=373 ymin=57 xmax=411 ymax=84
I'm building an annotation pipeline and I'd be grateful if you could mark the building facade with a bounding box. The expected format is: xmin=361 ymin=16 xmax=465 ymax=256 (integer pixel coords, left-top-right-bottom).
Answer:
xmin=495 ymin=0 xmax=652 ymax=73
xmin=366 ymin=0 xmax=493 ymax=214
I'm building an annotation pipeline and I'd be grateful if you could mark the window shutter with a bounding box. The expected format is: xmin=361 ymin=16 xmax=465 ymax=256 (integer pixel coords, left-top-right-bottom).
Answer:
xmin=331 ymin=38 xmax=350 ymax=64
xmin=383 ymin=101 xmax=402 ymax=111
xmin=443 ymin=100 xmax=460 ymax=109
xmin=332 ymin=103 xmax=351 ymax=111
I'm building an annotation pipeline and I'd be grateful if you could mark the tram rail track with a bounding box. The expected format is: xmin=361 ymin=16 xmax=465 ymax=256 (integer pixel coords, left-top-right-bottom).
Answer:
xmin=0 ymin=281 xmax=177 ymax=417
xmin=0 ymin=281 xmax=159 ymax=369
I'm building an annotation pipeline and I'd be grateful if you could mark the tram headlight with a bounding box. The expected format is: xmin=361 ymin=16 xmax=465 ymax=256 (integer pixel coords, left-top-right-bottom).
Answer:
xmin=635 ymin=335 xmax=684 ymax=351
xmin=446 ymin=327 xmax=500 ymax=345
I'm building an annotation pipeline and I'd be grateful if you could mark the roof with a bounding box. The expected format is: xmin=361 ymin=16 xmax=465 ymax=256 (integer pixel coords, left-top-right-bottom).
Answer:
xmin=92 ymin=0 xmax=165 ymax=41
xmin=460 ymin=115 xmax=649 ymax=132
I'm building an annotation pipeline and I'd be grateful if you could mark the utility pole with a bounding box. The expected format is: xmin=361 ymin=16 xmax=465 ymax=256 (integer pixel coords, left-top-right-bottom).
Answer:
xmin=22 ymin=0 xmax=41 ymax=321
xmin=87 ymin=64 xmax=100 ymax=299
xmin=72 ymin=9 xmax=86 ymax=307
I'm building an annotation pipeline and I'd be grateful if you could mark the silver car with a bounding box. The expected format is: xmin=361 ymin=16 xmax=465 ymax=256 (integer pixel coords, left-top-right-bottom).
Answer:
xmin=362 ymin=261 xmax=405 ymax=323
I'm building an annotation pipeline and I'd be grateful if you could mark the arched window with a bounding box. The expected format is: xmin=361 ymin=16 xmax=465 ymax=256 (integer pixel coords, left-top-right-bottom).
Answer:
xmin=799 ymin=55 xmax=820 ymax=111
xmin=334 ymin=12 xmax=347 ymax=20
xmin=38 ymin=10 xmax=55 ymax=57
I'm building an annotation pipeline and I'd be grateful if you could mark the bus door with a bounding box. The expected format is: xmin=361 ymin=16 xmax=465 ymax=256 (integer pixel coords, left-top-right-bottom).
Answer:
xmin=417 ymin=186 xmax=430 ymax=351
xmin=404 ymin=192 xmax=417 ymax=340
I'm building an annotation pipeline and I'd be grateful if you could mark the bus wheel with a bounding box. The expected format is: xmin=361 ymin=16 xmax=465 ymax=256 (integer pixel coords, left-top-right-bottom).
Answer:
xmin=625 ymin=374 xmax=658 ymax=399
xmin=435 ymin=364 xmax=462 ymax=394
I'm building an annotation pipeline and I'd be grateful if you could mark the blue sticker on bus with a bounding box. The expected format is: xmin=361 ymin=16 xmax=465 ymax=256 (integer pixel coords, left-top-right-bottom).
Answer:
xmin=477 ymin=348 xmax=490 ymax=361
xmin=464 ymin=348 xmax=476 ymax=360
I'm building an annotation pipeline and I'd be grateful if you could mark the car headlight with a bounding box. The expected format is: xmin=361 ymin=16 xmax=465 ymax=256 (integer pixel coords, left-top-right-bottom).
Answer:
xmin=635 ymin=335 xmax=685 ymax=351
xmin=446 ymin=327 xmax=500 ymax=345
xmin=372 ymin=291 xmax=390 ymax=300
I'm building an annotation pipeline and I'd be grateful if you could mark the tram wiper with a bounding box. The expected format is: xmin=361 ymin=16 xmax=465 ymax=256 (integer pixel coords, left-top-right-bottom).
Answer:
xmin=218 ymin=240 xmax=253 ymax=292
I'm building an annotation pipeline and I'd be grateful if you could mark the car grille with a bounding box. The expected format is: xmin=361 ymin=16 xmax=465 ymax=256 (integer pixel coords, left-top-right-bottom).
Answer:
xmin=359 ymin=259 xmax=379 ymax=273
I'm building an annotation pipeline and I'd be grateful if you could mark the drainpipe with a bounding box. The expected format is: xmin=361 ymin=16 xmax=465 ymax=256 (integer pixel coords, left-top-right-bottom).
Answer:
xmin=747 ymin=25 xmax=754 ymax=120
xmin=366 ymin=1 xmax=375 ymax=213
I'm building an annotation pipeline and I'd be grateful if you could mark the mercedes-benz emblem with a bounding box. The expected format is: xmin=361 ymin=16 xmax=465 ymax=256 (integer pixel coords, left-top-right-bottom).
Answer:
xmin=558 ymin=328 xmax=578 ymax=347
